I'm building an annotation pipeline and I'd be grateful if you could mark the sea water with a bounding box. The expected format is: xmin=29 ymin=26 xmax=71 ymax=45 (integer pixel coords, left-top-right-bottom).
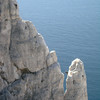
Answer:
xmin=18 ymin=0 xmax=100 ymax=100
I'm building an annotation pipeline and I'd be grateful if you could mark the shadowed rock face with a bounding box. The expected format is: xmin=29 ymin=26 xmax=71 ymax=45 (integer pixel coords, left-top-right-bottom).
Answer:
xmin=64 ymin=59 xmax=88 ymax=100
xmin=0 ymin=0 xmax=64 ymax=100
xmin=0 ymin=0 xmax=88 ymax=100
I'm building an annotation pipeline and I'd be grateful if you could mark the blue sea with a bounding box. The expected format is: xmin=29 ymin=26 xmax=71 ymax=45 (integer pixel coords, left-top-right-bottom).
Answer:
xmin=18 ymin=0 xmax=100 ymax=100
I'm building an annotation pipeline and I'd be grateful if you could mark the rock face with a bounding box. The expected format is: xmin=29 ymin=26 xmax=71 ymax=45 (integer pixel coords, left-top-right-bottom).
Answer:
xmin=0 ymin=0 xmax=64 ymax=100
xmin=64 ymin=59 xmax=88 ymax=100
xmin=0 ymin=0 xmax=88 ymax=100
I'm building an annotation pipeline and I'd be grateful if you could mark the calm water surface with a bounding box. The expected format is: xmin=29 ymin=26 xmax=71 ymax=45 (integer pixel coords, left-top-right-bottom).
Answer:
xmin=18 ymin=0 xmax=100 ymax=100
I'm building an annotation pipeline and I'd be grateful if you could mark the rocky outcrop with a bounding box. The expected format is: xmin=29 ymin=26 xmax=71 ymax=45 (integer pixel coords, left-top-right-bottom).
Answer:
xmin=0 ymin=0 xmax=88 ymax=100
xmin=64 ymin=59 xmax=88 ymax=100
xmin=0 ymin=0 xmax=64 ymax=100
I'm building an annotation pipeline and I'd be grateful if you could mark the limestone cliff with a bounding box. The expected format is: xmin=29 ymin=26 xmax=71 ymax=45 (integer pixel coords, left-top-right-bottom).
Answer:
xmin=0 ymin=0 xmax=88 ymax=100
xmin=0 ymin=0 xmax=64 ymax=100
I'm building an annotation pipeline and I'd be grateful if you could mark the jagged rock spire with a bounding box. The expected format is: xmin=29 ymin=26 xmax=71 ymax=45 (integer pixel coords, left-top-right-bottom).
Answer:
xmin=64 ymin=59 xmax=88 ymax=100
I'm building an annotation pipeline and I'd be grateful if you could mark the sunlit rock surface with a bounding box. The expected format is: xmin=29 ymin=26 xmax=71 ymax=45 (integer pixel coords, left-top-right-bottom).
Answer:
xmin=64 ymin=59 xmax=88 ymax=100
xmin=0 ymin=0 xmax=64 ymax=100
xmin=0 ymin=0 xmax=88 ymax=100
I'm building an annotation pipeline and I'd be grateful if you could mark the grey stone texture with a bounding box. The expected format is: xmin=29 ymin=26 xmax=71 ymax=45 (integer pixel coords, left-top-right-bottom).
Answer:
xmin=64 ymin=59 xmax=88 ymax=100
xmin=0 ymin=0 xmax=88 ymax=100
xmin=0 ymin=0 xmax=64 ymax=100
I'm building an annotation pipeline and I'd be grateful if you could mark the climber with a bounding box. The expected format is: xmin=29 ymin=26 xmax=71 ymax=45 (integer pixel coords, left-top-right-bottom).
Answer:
xmin=65 ymin=70 xmax=68 ymax=74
